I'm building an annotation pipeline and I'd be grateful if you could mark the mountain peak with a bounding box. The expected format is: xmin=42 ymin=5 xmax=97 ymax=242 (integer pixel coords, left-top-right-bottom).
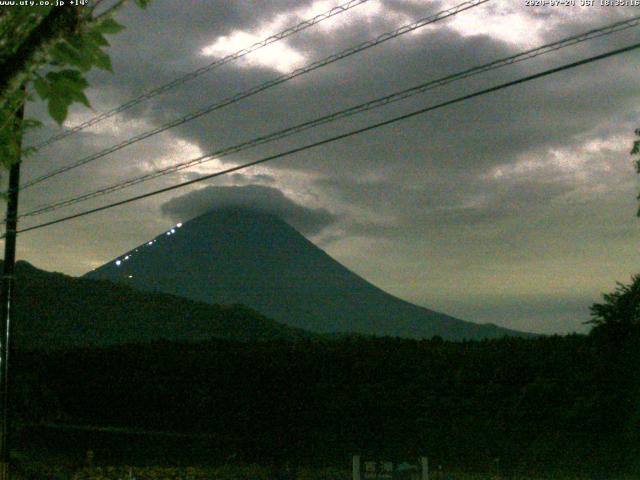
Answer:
xmin=85 ymin=208 xmax=530 ymax=340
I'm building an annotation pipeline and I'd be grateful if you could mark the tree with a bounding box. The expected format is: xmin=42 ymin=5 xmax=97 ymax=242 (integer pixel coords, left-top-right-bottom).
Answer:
xmin=589 ymin=135 xmax=640 ymax=332
xmin=0 ymin=4 xmax=150 ymax=477
xmin=588 ymin=274 xmax=640 ymax=329
xmin=0 ymin=0 xmax=151 ymax=172
xmin=632 ymin=128 xmax=640 ymax=216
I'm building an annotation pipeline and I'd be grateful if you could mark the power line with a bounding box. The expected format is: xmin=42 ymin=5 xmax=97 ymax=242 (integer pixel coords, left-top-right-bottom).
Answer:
xmin=20 ymin=0 xmax=490 ymax=190
xmin=12 ymin=41 xmax=640 ymax=237
xmin=25 ymin=0 xmax=372 ymax=152
xmin=19 ymin=15 xmax=640 ymax=219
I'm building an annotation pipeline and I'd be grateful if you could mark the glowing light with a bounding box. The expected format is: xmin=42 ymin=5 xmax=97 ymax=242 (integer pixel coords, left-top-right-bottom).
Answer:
xmin=124 ymin=255 xmax=130 ymax=260
xmin=177 ymin=223 xmax=182 ymax=228
xmin=170 ymin=228 xmax=176 ymax=234
xmin=128 ymin=275 xmax=133 ymax=279
xmin=443 ymin=1 xmax=570 ymax=48
xmin=115 ymin=260 xmax=122 ymax=266
xmin=201 ymin=31 xmax=304 ymax=73
xmin=148 ymin=242 xmax=153 ymax=246
xmin=166 ymin=232 xmax=171 ymax=236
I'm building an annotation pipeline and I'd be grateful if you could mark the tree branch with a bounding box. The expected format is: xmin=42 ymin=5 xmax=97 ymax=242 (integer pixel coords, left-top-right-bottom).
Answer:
xmin=0 ymin=6 xmax=80 ymax=101
xmin=94 ymin=0 xmax=128 ymax=20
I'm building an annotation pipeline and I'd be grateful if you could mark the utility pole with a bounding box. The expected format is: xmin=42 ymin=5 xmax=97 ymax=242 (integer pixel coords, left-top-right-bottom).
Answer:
xmin=0 ymin=99 xmax=24 ymax=480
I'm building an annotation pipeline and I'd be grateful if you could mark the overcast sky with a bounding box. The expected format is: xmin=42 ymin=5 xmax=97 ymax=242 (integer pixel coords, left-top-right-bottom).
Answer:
xmin=10 ymin=0 xmax=640 ymax=334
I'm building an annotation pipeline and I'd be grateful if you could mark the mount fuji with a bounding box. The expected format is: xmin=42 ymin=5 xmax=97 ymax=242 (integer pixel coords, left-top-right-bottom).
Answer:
xmin=84 ymin=208 xmax=528 ymax=340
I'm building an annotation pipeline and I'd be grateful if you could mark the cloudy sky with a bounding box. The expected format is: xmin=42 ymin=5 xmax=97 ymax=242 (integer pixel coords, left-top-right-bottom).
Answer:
xmin=10 ymin=0 xmax=640 ymax=334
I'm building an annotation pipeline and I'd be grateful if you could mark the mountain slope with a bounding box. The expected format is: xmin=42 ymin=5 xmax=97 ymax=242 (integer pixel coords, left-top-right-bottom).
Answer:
xmin=84 ymin=209 xmax=530 ymax=340
xmin=7 ymin=260 xmax=313 ymax=350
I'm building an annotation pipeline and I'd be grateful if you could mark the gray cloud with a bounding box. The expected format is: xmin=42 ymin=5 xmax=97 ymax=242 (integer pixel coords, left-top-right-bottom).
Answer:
xmin=160 ymin=184 xmax=337 ymax=235
xmin=420 ymin=292 xmax=599 ymax=335
xmin=108 ymin=7 xmax=639 ymax=184
xmin=14 ymin=1 xmax=640 ymax=333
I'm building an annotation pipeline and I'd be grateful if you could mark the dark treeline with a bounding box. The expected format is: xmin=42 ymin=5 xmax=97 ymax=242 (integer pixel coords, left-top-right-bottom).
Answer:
xmin=13 ymin=326 xmax=640 ymax=477
xmin=7 ymin=261 xmax=314 ymax=350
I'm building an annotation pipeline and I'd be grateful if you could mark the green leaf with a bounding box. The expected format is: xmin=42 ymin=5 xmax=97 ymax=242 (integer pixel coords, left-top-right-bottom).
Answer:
xmin=47 ymin=69 xmax=89 ymax=90
xmin=92 ymin=48 xmax=113 ymax=72
xmin=73 ymin=90 xmax=91 ymax=108
xmin=96 ymin=18 xmax=125 ymax=35
xmin=50 ymin=42 xmax=73 ymax=63
xmin=85 ymin=29 xmax=110 ymax=47
xmin=66 ymin=37 xmax=95 ymax=71
xmin=48 ymin=96 xmax=69 ymax=125
xmin=7 ymin=0 xmax=128 ymax=134
xmin=50 ymin=42 xmax=84 ymax=66
xmin=134 ymin=0 xmax=152 ymax=8
xmin=41 ymin=69 xmax=92 ymax=123
xmin=49 ymin=42 xmax=93 ymax=72
xmin=33 ymin=77 xmax=50 ymax=100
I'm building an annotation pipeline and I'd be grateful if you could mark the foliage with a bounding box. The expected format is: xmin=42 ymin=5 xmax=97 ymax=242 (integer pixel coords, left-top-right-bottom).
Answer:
xmin=13 ymin=331 xmax=640 ymax=477
xmin=632 ymin=128 xmax=640 ymax=216
xmin=69 ymin=464 xmax=273 ymax=480
xmin=0 ymin=0 xmax=151 ymax=171
xmin=7 ymin=260 xmax=314 ymax=350
xmin=13 ymin=461 xmax=275 ymax=480
xmin=588 ymin=274 xmax=640 ymax=328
